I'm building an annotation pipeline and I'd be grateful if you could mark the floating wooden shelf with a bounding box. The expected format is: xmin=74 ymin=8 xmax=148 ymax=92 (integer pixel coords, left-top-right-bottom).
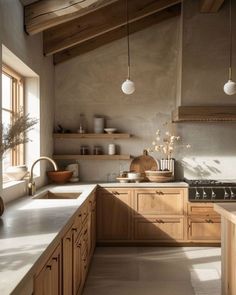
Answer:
xmin=53 ymin=155 xmax=132 ymax=160
xmin=53 ymin=133 xmax=131 ymax=139
xmin=172 ymin=106 xmax=236 ymax=122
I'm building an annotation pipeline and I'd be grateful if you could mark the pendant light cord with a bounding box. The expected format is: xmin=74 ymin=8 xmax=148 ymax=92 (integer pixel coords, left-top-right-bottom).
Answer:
xmin=126 ymin=0 xmax=131 ymax=79
xmin=229 ymin=0 xmax=233 ymax=80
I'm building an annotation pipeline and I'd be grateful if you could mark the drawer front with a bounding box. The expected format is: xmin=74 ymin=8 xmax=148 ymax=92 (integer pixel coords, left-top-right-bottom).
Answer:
xmin=134 ymin=217 xmax=184 ymax=241
xmin=135 ymin=189 xmax=184 ymax=215
xmin=188 ymin=217 xmax=221 ymax=241
xmin=188 ymin=203 xmax=219 ymax=217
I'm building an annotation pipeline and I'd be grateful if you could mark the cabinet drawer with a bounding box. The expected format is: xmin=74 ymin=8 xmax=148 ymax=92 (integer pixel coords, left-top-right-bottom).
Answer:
xmin=188 ymin=217 xmax=221 ymax=241
xmin=135 ymin=189 xmax=184 ymax=215
xmin=188 ymin=203 xmax=219 ymax=217
xmin=134 ymin=217 xmax=184 ymax=241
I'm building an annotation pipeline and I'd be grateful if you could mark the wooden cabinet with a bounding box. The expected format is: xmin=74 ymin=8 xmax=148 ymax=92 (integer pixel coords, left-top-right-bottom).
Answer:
xmin=35 ymin=192 xmax=96 ymax=295
xmin=34 ymin=244 xmax=62 ymax=295
xmin=62 ymin=228 xmax=73 ymax=295
xmin=134 ymin=217 xmax=184 ymax=241
xmin=135 ymin=189 xmax=185 ymax=216
xmin=187 ymin=203 xmax=221 ymax=243
xmin=97 ymin=188 xmax=133 ymax=241
xmin=188 ymin=217 xmax=221 ymax=241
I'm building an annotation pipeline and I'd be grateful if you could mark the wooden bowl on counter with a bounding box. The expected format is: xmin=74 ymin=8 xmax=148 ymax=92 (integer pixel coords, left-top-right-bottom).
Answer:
xmin=47 ymin=171 xmax=73 ymax=184
xmin=145 ymin=170 xmax=173 ymax=182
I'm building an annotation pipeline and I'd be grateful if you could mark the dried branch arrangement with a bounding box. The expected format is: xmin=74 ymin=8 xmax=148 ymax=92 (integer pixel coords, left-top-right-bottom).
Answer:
xmin=147 ymin=122 xmax=191 ymax=159
xmin=0 ymin=111 xmax=38 ymax=156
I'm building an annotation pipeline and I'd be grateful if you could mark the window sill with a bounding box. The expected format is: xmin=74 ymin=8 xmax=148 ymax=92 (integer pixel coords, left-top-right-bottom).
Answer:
xmin=3 ymin=179 xmax=26 ymax=190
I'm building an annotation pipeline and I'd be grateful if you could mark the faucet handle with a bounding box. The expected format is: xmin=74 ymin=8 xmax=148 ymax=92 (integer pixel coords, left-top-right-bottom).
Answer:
xmin=28 ymin=181 xmax=36 ymax=196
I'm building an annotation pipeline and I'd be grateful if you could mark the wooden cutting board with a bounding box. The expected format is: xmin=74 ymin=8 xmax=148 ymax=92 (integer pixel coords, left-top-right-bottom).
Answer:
xmin=130 ymin=150 xmax=158 ymax=180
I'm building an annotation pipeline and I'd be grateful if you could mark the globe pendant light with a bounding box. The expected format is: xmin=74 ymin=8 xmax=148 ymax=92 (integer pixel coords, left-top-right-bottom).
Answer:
xmin=121 ymin=0 xmax=135 ymax=95
xmin=224 ymin=0 xmax=236 ymax=95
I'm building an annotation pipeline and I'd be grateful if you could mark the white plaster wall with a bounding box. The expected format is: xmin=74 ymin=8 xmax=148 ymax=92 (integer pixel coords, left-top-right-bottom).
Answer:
xmin=55 ymin=17 xmax=181 ymax=181
xmin=0 ymin=0 xmax=54 ymax=201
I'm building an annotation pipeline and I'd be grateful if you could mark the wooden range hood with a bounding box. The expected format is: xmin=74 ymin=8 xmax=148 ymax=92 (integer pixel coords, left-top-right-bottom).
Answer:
xmin=172 ymin=106 xmax=236 ymax=122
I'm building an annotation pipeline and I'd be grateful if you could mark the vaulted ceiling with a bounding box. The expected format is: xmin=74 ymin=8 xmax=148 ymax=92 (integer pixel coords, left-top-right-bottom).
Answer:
xmin=21 ymin=0 xmax=225 ymax=64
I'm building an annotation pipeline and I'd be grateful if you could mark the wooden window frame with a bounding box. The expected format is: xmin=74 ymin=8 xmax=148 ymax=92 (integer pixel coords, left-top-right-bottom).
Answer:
xmin=2 ymin=64 xmax=25 ymax=168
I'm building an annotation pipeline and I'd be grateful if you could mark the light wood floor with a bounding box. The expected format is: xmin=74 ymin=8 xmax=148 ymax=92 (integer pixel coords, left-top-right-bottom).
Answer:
xmin=83 ymin=247 xmax=221 ymax=295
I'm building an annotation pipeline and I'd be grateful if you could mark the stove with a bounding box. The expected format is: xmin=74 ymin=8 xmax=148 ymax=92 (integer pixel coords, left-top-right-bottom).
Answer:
xmin=185 ymin=179 xmax=236 ymax=202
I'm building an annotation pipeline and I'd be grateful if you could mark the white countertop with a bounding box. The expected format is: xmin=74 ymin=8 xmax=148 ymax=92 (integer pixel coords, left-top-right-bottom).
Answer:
xmin=214 ymin=203 xmax=236 ymax=225
xmin=93 ymin=181 xmax=188 ymax=188
xmin=0 ymin=181 xmax=188 ymax=294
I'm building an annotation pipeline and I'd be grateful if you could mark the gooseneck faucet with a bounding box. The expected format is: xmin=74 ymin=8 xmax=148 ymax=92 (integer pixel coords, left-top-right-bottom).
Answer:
xmin=28 ymin=156 xmax=58 ymax=196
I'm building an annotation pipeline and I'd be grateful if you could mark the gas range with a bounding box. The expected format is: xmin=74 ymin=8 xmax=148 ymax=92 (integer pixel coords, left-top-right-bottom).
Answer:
xmin=185 ymin=179 xmax=236 ymax=202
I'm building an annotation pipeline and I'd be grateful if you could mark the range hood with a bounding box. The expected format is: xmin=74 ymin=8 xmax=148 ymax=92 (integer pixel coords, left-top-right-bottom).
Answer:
xmin=172 ymin=106 xmax=236 ymax=122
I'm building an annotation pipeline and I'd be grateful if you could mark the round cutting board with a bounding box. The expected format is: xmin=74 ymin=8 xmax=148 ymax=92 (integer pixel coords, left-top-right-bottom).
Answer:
xmin=130 ymin=150 xmax=158 ymax=180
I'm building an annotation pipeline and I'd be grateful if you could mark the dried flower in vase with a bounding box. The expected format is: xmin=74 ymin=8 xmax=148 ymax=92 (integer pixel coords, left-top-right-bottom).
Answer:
xmin=147 ymin=123 xmax=191 ymax=160
xmin=0 ymin=110 xmax=38 ymax=157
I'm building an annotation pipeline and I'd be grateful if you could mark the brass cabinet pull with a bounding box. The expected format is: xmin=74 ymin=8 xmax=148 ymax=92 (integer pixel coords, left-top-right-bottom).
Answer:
xmin=46 ymin=265 xmax=52 ymax=270
xmin=205 ymin=219 xmax=213 ymax=223
xmin=77 ymin=242 xmax=82 ymax=248
xmin=112 ymin=191 xmax=119 ymax=195
xmin=66 ymin=237 xmax=71 ymax=241
xmin=155 ymin=191 xmax=163 ymax=195
xmin=72 ymin=228 xmax=77 ymax=232
xmin=52 ymin=257 xmax=58 ymax=262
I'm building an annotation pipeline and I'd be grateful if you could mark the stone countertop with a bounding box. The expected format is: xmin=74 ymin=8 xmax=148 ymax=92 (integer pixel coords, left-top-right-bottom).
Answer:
xmin=87 ymin=181 xmax=188 ymax=188
xmin=0 ymin=184 xmax=97 ymax=295
xmin=214 ymin=203 xmax=236 ymax=225
xmin=0 ymin=181 xmax=188 ymax=294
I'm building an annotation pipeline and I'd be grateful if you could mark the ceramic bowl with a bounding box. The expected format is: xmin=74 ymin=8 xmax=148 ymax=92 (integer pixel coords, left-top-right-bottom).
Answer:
xmin=5 ymin=165 xmax=28 ymax=181
xmin=47 ymin=171 xmax=73 ymax=184
xmin=104 ymin=128 xmax=117 ymax=134
xmin=127 ymin=172 xmax=141 ymax=180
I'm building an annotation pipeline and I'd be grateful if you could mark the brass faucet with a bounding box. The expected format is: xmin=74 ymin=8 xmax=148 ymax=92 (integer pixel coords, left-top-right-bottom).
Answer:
xmin=28 ymin=156 xmax=58 ymax=196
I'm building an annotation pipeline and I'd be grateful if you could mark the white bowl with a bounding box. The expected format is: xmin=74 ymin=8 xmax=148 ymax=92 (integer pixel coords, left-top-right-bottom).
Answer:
xmin=127 ymin=172 xmax=141 ymax=180
xmin=104 ymin=128 xmax=117 ymax=134
xmin=5 ymin=165 xmax=28 ymax=181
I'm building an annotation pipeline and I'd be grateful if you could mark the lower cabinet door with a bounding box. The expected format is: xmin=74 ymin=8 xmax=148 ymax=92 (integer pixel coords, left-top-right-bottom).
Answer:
xmin=188 ymin=217 xmax=221 ymax=241
xmin=73 ymin=234 xmax=83 ymax=295
xmin=62 ymin=229 xmax=73 ymax=295
xmin=34 ymin=244 xmax=62 ymax=295
xmin=134 ymin=217 xmax=184 ymax=241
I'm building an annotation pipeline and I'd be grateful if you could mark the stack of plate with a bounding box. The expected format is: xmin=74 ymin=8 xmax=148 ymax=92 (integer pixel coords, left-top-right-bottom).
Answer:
xmin=145 ymin=170 xmax=173 ymax=183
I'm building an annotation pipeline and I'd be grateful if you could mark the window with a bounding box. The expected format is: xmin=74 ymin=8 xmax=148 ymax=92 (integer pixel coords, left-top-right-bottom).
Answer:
xmin=2 ymin=65 xmax=24 ymax=179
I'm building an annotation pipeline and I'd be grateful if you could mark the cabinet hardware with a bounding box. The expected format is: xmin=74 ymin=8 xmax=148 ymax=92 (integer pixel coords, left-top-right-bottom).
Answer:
xmin=205 ymin=219 xmax=213 ymax=223
xmin=77 ymin=243 xmax=82 ymax=247
xmin=52 ymin=257 xmax=58 ymax=262
xmin=78 ymin=214 xmax=82 ymax=217
xmin=72 ymin=228 xmax=77 ymax=232
xmin=66 ymin=237 xmax=71 ymax=241
xmin=46 ymin=265 xmax=52 ymax=270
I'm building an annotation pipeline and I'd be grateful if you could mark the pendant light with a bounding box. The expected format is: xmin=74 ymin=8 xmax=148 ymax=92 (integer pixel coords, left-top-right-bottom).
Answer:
xmin=121 ymin=0 xmax=135 ymax=95
xmin=224 ymin=0 xmax=236 ymax=95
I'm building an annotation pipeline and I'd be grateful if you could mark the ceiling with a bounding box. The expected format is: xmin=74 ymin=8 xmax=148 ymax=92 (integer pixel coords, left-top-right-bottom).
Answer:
xmin=22 ymin=0 xmax=224 ymax=64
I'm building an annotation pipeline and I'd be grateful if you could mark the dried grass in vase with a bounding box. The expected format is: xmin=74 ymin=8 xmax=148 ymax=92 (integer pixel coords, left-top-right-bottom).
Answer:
xmin=0 ymin=111 xmax=38 ymax=157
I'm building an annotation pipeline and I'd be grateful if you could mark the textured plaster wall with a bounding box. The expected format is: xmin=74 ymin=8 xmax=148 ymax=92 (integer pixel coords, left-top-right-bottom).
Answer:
xmin=55 ymin=17 xmax=180 ymax=181
xmin=0 ymin=0 xmax=54 ymax=201
xmin=55 ymin=0 xmax=236 ymax=181
xmin=175 ymin=0 xmax=236 ymax=180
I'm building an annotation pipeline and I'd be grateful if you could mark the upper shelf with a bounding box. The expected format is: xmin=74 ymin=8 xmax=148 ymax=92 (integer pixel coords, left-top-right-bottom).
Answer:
xmin=53 ymin=133 xmax=131 ymax=139
xmin=172 ymin=106 xmax=236 ymax=122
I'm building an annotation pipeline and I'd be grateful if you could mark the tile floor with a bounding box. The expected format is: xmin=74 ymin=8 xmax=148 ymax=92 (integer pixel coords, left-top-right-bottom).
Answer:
xmin=83 ymin=247 xmax=221 ymax=295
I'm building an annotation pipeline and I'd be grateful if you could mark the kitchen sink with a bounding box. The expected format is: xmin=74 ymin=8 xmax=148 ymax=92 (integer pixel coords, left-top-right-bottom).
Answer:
xmin=35 ymin=191 xmax=82 ymax=199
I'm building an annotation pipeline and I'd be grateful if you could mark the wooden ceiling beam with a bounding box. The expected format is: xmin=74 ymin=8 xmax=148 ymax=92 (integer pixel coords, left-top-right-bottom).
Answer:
xmin=44 ymin=0 xmax=181 ymax=56
xmin=24 ymin=0 xmax=118 ymax=35
xmin=200 ymin=0 xmax=224 ymax=12
xmin=53 ymin=4 xmax=181 ymax=64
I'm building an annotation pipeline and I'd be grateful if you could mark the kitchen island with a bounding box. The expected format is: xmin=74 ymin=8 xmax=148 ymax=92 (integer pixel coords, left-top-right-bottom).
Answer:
xmin=214 ymin=203 xmax=236 ymax=295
